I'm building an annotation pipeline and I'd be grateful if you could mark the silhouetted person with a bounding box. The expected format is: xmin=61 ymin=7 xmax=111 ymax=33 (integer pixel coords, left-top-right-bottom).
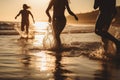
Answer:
xmin=94 ymin=0 xmax=120 ymax=52
xmin=15 ymin=4 xmax=35 ymax=37
xmin=46 ymin=0 xmax=78 ymax=50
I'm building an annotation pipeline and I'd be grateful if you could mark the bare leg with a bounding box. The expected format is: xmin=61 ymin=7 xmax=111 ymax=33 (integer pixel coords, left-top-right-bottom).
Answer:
xmin=95 ymin=13 xmax=120 ymax=52
xmin=26 ymin=26 xmax=29 ymax=35
xmin=26 ymin=23 xmax=29 ymax=38
xmin=52 ymin=17 xmax=66 ymax=50
xmin=21 ymin=23 xmax=25 ymax=31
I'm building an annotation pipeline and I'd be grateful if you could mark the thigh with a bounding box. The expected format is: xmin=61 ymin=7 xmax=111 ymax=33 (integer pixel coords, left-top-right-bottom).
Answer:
xmin=52 ymin=17 xmax=66 ymax=35
xmin=21 ymin=22 xmax=25 ymax=31
xmin=95 ymin=13 xmax=106 ymax=31
xmin=104 ymin=15 xmax=113 ymax=31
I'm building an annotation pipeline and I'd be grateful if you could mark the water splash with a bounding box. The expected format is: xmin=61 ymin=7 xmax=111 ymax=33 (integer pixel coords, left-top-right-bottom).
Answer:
xmin=43 ymin=23 xmax=56 ymax=50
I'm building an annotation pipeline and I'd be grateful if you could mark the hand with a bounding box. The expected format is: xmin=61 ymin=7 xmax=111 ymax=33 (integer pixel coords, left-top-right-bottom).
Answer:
xmin=15 ymin=17 xmax=17 ymax=19
xmin=94 ymin=5 xmax=98 ymax=9
xmin=94 ymin=0 xmax=99 ymax=9
xmin=74 ymin=15 xmax=78 ymax=21
xmin=33 ymin=19 xmax=35 ymax=23
xmin=48 ymin=17 xmax=52 ymax=23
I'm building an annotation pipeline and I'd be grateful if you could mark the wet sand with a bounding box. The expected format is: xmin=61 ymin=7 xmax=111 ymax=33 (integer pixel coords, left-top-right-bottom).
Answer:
xmin=0 ymin=22 xmax=120 ymax=80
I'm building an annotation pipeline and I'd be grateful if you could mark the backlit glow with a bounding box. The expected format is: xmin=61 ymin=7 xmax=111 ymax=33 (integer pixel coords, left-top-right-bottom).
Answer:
xmin=32 ymin=22 xmax=53 ymax=48
xmin=35 ymin=51 xmax=55 ymax=71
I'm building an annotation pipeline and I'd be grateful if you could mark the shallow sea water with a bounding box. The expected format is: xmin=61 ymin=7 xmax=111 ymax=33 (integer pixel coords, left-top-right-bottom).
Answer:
xmin=0 ymin=22 xmax=120 ymax=80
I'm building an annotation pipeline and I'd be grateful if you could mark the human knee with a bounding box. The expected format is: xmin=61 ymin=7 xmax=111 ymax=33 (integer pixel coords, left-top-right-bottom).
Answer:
xmin=95 ymin=29 xmax=101 ymax=35
xmin=95 ymin=29 xmax=108 ymax=37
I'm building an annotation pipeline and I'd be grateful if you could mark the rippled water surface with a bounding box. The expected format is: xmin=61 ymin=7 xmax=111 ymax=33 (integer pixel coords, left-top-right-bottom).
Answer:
xmin=0 ymin=22 xmax=120 ymax=80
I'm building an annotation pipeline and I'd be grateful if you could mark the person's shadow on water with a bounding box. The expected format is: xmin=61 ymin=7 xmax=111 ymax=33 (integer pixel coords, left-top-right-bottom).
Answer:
xmin=17 ymin=37 xmax=32 ymax=78
xmin=94 ymin=59 xmax=120 ymax=80
xmin=53 ymin=52 xmax=73 ymax=80
xmin=53 ymin=52 xmax=67 ymax=80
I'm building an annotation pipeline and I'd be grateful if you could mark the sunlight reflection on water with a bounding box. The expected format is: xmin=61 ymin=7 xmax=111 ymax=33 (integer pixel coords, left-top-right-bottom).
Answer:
xmin=32 ymin=22 xmax=55 ymax=49
xmin=35 ymin=51 xmax=55 ymax=71
xmin=1 ymin=22 xmax=120 ymax=80
xmin=33 ymin=34 xmax=44 ymax=47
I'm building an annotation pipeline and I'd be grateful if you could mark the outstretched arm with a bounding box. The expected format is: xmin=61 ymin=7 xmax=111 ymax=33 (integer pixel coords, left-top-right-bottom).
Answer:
xmin=65 ymin=0 xmax=78 ymax=21
xmin=15 ymin=11 xmax=21 ymax=19
xmin=46 ymin=0 xmax=54 ymax=23
xmin=94 ymin=0 xmax=99 ymax=9
xmin=30 ymin=12 xmax=35 ymax=23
